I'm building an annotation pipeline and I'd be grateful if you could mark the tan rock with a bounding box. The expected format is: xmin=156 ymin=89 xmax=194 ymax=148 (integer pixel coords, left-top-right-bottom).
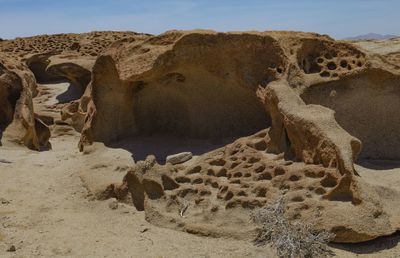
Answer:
xmin=0 ymin=54 xmax=50 ymax=150
xmin=81 ymin=30 xmax=400 ymax=243
xmin=0 ymin=31 xmax=151 ymax=149
xmin=2 ymin=30 xmax=399 ymax=244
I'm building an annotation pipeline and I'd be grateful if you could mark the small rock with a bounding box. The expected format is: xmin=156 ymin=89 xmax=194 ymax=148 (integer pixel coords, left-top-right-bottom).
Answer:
xmin=0 ymin=159 xmax=12 ymax=164
xmin=7 ymin=245 xmax=16 ymax=252
xmin=0 ymin=198 xmax=10 ymax=205
xmin=107 ymin=198 xmax=118 ymax=210
xmin=140 ymin=228 xmax=149 ymax=233
xmin=166 ymin=152 xmax=193 ymax=165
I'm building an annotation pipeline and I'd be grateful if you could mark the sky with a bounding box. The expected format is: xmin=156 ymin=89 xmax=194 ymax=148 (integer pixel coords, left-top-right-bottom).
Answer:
xmin=0 ymin=0 xmax=399 ymax=39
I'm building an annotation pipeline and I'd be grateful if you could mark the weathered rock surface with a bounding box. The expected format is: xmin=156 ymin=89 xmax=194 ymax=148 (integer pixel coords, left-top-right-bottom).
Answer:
xmin=78 ymin=30 xmax=400 ymax=243
xmin=2 ymin=30 xmax=399 ymax=244
xmin=0 ymin=54 xmax=50 ymax=149
xmin=0 ymin=31 xmax=150 ymax=148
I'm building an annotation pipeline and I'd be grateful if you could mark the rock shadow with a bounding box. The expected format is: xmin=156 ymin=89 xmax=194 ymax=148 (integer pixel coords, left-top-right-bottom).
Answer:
xmin=330 ymin=231 xmax=400 ymax=255
xmin=56 ymin=83 xmax=82 ymax=104
xmin=107 ymin=135 xmax=237 ymax=164
xmin=356 ymin=159 xmax=400 ymax=170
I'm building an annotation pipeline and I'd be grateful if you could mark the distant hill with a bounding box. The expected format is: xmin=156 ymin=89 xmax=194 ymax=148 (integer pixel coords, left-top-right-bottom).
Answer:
xmin=344 ymin=33 xmax=398 ymax=41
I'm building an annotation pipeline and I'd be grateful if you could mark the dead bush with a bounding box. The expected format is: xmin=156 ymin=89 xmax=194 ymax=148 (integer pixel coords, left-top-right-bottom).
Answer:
xmin=250 ymin=199 xmax=334 ymax=258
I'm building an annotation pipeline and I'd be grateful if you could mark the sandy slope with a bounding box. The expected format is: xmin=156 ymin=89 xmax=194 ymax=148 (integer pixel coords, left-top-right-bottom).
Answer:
xmin=0 ymin=134 xmax=272 ymax=258
xmin=0 ymin=83 xmax=268 ymax=257
xmin=0 ymin=82 xmax=399 ymax=257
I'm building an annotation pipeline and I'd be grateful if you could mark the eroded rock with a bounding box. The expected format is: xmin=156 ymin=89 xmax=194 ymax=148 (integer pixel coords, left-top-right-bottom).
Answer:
xmin=2 ymin=30 xmax=399 ymax=244
xmin=0 ymin=54 xmax=50 ymax=150
xmin=86 ymin=30 xmax=400 ymax=243
xmin=0 ymin=32 xmax=151 ymax=149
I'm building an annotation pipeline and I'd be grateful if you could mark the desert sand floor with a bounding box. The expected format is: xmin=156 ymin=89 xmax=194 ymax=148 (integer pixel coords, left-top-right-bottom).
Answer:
xmin=0 ymin=83 xmax=399 ymax=258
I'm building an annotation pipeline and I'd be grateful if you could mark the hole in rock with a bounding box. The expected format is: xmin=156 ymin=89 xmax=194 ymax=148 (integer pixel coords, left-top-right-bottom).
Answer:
xmin=340 ymin=60 xmax=348 ymax=68
xmin=320 ymin=174 xmax=337 ymax=188
xmin=297 ymin=40 xmax=361 ymax=76
xmin=320 ymin=71 xmax=330 ymax=78
xmin=324 ymin=53 xmax=333 ymax=59
xmin=28 ymin=59 xmax=64 ymax=84
xmin=327 ymin=62 xmax=337 ymax=70
xmin=26 ymin=55 xmax=88 ymax=104
xmin=300 ymin=57 xmax=322 ymax=74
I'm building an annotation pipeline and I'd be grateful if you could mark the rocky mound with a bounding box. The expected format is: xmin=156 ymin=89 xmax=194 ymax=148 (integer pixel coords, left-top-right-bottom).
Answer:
xmin=0 ymin=31 xmax=150 ymax=148
xmin=0 ymin=31 xmax=148 ymax=58
xmin=0 ymin=54 xmax=49 ymax=149
xmin=75 ymin=30 xmax=400 ymax=243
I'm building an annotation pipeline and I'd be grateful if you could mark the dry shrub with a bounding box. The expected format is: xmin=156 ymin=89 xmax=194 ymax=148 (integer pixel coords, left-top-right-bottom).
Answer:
xmin=250 ymin=199 xmax=334 ymax=258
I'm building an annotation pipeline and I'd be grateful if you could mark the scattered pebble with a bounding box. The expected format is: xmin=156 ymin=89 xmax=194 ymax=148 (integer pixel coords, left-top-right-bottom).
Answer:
xmin=107 ymin=198 xmax=118 ymax=210
xmin=0 ymin=159 xmax=12 ymax=164
xmin=7 ymin=245 xmax=16 ymax=252
xmin=0 ymin=198 xmax=10 ymax=205
xmin=140 ymin=228 xmax=149 ymax=233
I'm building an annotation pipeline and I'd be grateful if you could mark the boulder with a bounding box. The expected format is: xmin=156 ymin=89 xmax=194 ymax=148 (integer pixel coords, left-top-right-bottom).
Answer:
xmin=98 ymin=31 xmax=400 ymax=243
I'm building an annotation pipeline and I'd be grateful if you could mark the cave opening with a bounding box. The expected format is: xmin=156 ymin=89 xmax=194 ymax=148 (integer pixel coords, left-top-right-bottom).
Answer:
xmin=27 ymin=57 xmax=85 ymax=104
xmin=91 ymin=35 xmax=287 ymax=163
xmin=28 ymin=60 xmax=65 ymax=84
xmin=106 ymin=71 xmax=271 ymax=164
xmin=133 ymin=77 xmax=270 ymax=139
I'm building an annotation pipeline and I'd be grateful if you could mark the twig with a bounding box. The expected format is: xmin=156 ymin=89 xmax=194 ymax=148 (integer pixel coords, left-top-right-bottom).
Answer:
xmin=179 ymin=201 xmax=189 ymax=217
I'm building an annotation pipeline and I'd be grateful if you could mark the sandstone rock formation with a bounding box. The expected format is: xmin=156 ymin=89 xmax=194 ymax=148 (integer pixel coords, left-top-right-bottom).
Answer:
xmin=0 ymin=31 xmax=150 ymax=148
xmin=1 ymin=30 xmax=399 ymax=245
xmin=0 ymin=54 xmax=49 ymax=149
xmin=76 ymin=30 xmax=400 ymax=243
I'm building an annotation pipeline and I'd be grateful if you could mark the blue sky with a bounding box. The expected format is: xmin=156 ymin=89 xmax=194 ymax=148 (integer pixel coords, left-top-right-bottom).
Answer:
xmin=0 ymin=0 xmax=398 ymax=39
